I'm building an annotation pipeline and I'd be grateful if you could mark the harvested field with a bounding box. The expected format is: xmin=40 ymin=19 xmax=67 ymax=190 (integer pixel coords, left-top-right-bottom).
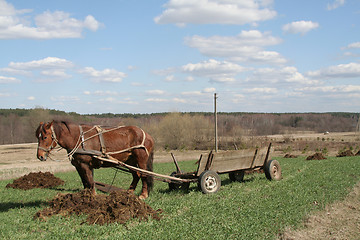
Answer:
xmin=6 ymin=171 xmax=64 ymax=190
xmin=35 ymin=189 xmax=162 ymax=225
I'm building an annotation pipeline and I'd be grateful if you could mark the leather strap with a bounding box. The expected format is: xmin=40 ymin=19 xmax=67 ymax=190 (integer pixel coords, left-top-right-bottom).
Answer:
xmin=95 ymin=125 xmax=107 ymax=155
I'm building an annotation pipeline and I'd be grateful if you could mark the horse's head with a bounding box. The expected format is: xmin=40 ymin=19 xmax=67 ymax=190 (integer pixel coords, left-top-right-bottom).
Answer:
xmin=36 ymin=121 xmax=58 ymax=161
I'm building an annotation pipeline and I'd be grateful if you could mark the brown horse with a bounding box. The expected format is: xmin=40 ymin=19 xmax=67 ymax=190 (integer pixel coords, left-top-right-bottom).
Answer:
xmin=36 ymin=120 xmax=154 ymax=199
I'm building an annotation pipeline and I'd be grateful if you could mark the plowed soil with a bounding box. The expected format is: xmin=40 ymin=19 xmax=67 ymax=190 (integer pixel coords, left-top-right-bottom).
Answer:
xmin=5 ymin=171 xmax=64 ymax=190
xmin=35 ymin=189 xmax=162 ymax=225
xmin=306 ymin=153 xmax=327 ymax=160
xmin=337 ymin=150 xmax=354 ymax=157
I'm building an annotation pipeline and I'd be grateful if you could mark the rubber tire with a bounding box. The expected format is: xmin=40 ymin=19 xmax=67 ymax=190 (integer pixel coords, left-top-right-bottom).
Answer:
xmin=168 ymin=172 xmax=190 ymax=191
xmin=264 ymin=159 xmax=282 ymax=181
xmin=229 ymin=170 xmax=245 ymax=182
xmin=198 ymin=170 xmax=221 ymax=194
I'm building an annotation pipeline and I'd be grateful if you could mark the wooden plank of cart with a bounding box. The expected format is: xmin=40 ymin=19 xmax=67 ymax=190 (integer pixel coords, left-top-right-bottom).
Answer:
xmin=94 ymin=142 xmax=281 ymax=195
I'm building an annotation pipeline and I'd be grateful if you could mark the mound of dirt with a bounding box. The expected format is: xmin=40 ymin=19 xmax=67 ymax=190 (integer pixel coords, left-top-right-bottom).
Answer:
xmin=306 ymin=153 xmax=327 ymax=160
xmin=284 ymin=153 xmax=297 ymax=158
xmin=6 ymin=171 xmax=64 ymax=190
xmin=337 ymin=150 xmax=354 ymax=157
xmin=35 ymin=189 xmax=162 ymax=225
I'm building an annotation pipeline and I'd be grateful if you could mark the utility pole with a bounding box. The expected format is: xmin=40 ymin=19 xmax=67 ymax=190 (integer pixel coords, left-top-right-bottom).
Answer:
xmin=214 ymin=93 xmax=218 ymax=152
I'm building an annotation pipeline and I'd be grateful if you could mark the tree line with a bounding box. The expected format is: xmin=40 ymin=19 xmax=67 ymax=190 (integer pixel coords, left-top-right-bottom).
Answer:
xmin=0 ymin=108 xmax=358 ymax=149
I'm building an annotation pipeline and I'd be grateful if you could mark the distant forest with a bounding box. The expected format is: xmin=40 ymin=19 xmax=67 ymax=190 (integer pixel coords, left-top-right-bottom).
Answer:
xmin=0 ymin=108 xmax=359 ymax=149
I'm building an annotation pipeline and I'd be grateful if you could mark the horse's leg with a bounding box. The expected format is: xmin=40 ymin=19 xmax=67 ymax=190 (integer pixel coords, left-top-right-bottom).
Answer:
xmin=71 ymin=159 xmax=95 ymax=194
xmin=129 ymin=171 xmax=140 ymax=193
xmin=133 ymin=149 xmax=151 ymax=199
xmin=72 ymin=159 xmax=87 ymax=188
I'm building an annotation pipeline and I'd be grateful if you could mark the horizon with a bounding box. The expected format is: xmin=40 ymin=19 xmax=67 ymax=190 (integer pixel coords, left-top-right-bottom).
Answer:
xmin=1 ymin=107 xmax=359 ymax=116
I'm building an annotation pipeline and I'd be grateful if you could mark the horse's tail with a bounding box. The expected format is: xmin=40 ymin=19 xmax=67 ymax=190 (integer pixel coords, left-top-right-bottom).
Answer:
xmin=146 ymin=150 xmax=154 ymax=193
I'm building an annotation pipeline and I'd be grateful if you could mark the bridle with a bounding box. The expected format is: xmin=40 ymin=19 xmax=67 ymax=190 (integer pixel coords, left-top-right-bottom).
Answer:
xmin=37 ymin=125 xmax=59 ymax=154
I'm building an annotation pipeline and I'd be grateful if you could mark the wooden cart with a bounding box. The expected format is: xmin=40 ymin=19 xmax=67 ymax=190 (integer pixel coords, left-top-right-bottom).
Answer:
xmin=168 ymin=143 xmax=281 ymax=194
xmin=94 ymin=143 xmax=281 ymax=195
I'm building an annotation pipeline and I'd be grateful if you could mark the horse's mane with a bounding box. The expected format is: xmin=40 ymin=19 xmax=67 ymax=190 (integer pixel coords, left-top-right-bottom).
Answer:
xmin=53 ymin=120 xmax=72 ymax=134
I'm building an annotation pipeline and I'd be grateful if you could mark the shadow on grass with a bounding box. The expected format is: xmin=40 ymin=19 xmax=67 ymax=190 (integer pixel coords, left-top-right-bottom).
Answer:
xmin=0 ymin=200 xmax=47 ymax=213
xmin=157 ymin=175 xmax=258 ymax=195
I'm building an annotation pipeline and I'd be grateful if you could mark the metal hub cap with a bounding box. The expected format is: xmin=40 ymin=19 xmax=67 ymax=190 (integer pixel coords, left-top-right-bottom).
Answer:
xmin=204 ymin=176 xmax=217 ymax=192
xmin=272 ymin=166 xmax=278 ymax=176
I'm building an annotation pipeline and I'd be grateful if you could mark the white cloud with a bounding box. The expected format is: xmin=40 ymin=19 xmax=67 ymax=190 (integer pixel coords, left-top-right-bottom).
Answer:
xmin=244 ymin=87 xmax=278 ymax=94
xmin=0 ymin=76 xmax=20 ymax=83
xmin=306 ymin=62 xmax=360 ymax=79
xmin=297 ymin=85 xmax=360 ymax=93
xmin=185 ymin=30 xmax=286 ymax=64
xmin=203 ymin=87 xmax=216 ymax=93
xmin=172 ymin=98 xmax=187 ymax=103
xmin=0 ymin=0 xmax=100 ymax=39
xmin=27 ymin=96 xmax=35 ymax=100
xmin=327 ymin=0 xmax=345 ymax=10
xmin=0 ymin=92 xmax=11 ymax=97
xmin=79 ymin=67 xmax=127 ymax=83
xmin=40 ymin=69 xmax=71 ymax=79
xmin=50 ymin=96 xmax=80 ymax=102
xmin=146 ymin=90 xmax=166 ymax=95
xmin=181 ymin=91 xmax=203 ymax=96
xmin=145 ymin=98 xmax=167 ymax=102
xmin=8 ymin=57 xmax=74 ymax=70
xmin=248 ymin=66 xmax=318 ymax=85
xmin=165 ymin=75 xmax=175 ymax=82
xmin=181 ymin=87 xmax=216 ymax=96
xmin=282 ymin=21 xmax=319 ymax=35
xmin=154 ymin=0 xmax=277 ymax=26
xmin=182 ymin=59 xmax=246 ymax=83
xmin=83 ymin=90 xmax=118 ymax=96
xmin=2 ymin=57 xmax=74 ymax=82
xmin=343 ymin=42 xmax=360 ymax=49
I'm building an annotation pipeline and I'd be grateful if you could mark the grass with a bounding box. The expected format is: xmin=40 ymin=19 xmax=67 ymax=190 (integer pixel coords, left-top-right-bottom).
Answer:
xmin=1 ymin=156 xmax=359 ymax=240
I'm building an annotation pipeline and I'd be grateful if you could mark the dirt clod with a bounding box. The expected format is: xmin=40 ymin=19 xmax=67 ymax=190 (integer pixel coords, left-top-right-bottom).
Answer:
xmin=337 ymin=150 xmax=354 ymax=157
xmin=6 ymin=171 xmax=64 ymax=190
xmin=306 ymin=153 xmax=326 ymax=160
xmin=35 ymin=189 xmax=162 ymax=225
xmin=284 ymin=153 xmax=297 ymax=158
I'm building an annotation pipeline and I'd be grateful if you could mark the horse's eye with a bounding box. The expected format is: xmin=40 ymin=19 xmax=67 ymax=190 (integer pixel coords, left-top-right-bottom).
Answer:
xmin=44 ymin=136 xmax=47 ymax=139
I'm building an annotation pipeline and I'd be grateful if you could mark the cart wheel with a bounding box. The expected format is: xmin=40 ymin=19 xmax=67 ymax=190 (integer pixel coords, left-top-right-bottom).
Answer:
xmin=198 ymin=170 xmax=221 ymax=194
xmin=229 ymin=170 xmax=245 ymax=182
xmin=264 ymin=160 xmax=282 ymax=181
xmin=168 ymin=172 xmax=190 ymax=191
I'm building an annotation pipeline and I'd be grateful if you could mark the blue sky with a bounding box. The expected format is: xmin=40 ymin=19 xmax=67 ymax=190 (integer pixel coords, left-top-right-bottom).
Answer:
xmin=0 ymin=0 xmax=359 ymax=114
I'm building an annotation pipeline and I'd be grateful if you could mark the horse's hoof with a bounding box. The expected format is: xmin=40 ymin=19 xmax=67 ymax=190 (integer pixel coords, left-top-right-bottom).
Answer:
xmin=139 ymin=194 xmax=148 ymax=200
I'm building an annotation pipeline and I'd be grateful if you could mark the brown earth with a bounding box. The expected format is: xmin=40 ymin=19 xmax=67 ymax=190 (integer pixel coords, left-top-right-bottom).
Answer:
xmin=6 ymin=171 xmax=64 ymax=190
xmin=306 ymin=153 xmax=327 ymax=160
xmin=337 ymin=149 xmax=355 ymax=157
xmin=35 ymin=189 xmax=162 ymax=225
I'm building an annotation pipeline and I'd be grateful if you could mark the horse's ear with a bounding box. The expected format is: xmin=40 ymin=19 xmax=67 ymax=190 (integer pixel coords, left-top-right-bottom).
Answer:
xmin=39 ymin=122 xmax=44 ymax=125
xmin=46 ymin=120 xmax=55 ymax=129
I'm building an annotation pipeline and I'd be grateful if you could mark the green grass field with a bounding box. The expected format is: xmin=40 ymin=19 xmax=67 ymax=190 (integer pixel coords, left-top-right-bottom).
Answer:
xmin=1 ymin=156 xmax=359 ymax=240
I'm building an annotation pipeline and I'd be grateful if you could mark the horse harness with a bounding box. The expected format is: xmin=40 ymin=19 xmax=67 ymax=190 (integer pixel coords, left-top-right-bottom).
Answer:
xmin=37 ymin=125 xmax=59 ymax=153
xmin=69 ymin=125 xmax=149 ymax=160
xmin=40 ymin=124 xmax=149 ymax=161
